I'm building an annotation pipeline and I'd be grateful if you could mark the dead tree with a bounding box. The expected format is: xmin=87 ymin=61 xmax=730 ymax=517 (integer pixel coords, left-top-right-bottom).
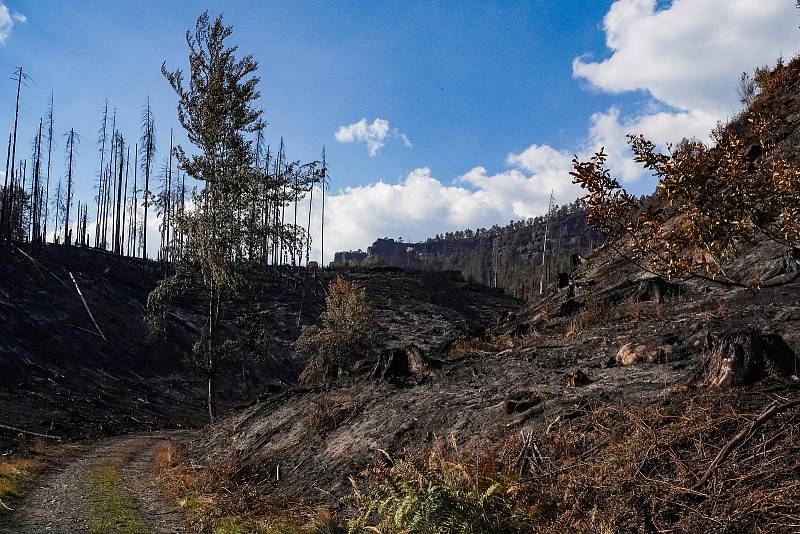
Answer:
xmin=114 ymin=135 xmax=125 ymax=254
xmin=261 ymin=143 xmax=271 ymax=263
xmin=94 ymin=100 xmax=108 ymax=248
xmin=120 ymin=144 xmax=130 ymax=255
xmin=129 ymin=143 xmax=138 ymax=257
xmin=63 ymin=128 xmax=78 ymax=245
xmin=2 ymin=134 xmax=10 ymax=237
xmin=3 ymin=67 xmax=23 ymax=239
xmin=321 ymin=147 xmax=326 ymax=267
xmin=43 ymin=94 xmax=54 ymax=243
xmin=540 ymin=191 xmax=554 ymax=295
xmin=101 ymin=112 xmax=117 ymax=249
xmin=30 ymin=119 xmax=43 ymax=242
xmin=164 ymin=128 xmax=173 ymax=262
xmin=140 ymin=98 xmax=156 ymax=260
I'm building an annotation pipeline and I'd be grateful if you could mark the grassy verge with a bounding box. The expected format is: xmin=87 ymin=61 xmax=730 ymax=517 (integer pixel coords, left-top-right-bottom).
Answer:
xmin=0 ymin=457 xmax=41 ymax=514
xmin=151 ymin=440 xmax=343 ymax=533
xmin=82 ymin=460 xmax=148 ymax=534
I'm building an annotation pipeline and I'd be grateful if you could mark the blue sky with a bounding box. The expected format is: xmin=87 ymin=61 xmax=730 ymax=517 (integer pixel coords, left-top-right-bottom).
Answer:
xmin=1 ymin=1 xmax=799 ymax=262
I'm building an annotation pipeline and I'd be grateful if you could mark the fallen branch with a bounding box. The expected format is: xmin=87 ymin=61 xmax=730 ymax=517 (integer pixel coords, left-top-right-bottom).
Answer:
xmin=65 ymin=323 xmax=105 ymax=339
xmin=0 ymin=497 xmax=14 ymax=511
xmin=13 ymin=245 xmax=72 ymax=292
xmin=0 ymin=421 xmax=64 ymax=441
xmin=694 ymin=398 xmax=800 ymax=487
xmin=69 ymin=272 xmax=107 ymax=342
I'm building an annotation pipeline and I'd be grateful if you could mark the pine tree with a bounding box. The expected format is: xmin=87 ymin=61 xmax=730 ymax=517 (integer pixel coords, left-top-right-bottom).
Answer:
xmin=153 ymin=12 xmax=266 ymax=421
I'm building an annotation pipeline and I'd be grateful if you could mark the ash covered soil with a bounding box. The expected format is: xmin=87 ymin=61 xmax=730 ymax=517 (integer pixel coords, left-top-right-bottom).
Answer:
xmin=0 ymin=243 xmax=516 ymax=451
xmin=1 ymin=237 xmax=799 ymax=532
xmin=182 ymin=235 xmax=800 ymax=522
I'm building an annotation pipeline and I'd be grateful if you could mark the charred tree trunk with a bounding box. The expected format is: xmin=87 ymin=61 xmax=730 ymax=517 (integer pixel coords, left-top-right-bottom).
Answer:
xmin=64 ymin=129 xmax=76 ymax=245
xmin=3 ymin=67 xmax=23 ymax=240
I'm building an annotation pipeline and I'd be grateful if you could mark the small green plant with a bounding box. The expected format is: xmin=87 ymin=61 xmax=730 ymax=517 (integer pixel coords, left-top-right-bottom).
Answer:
xmin=346 ymin=437 xmax=533 ymax=534
xmin=83 ymin=464 xmax=148 ymax=534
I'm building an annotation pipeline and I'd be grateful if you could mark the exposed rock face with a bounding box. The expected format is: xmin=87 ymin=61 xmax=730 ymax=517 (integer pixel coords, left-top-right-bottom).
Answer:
xmin=705 ymin=329 xmax=799 ymax=387
xmin=332 ymin=250 xmax=368 ymax=266
xmin=331 ymin=201 xmax=599 ymax=298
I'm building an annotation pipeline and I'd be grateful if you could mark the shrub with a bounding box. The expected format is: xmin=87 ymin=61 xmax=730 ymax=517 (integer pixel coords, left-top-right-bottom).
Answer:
xmin=571 ymin=62 xmax=800 ymax=287
xmin=296 ymin=276 xmax=377 ymax=384
xmin=346 ymin=437 xmax=534 ymax=534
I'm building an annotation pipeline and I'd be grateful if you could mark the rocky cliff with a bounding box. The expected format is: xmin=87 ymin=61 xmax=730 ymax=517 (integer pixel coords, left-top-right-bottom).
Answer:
xmin=333 ymin=200 xmax=599 ymax=298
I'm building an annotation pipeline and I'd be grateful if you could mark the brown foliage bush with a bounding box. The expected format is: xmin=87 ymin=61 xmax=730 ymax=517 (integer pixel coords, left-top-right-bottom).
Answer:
xmin=571 ymin=59 xmax=800 ymax=287
xmin=347 ymin=391 xmax=800 ymax=533
xmin=296 ymin=276 xmax=377 ymax=384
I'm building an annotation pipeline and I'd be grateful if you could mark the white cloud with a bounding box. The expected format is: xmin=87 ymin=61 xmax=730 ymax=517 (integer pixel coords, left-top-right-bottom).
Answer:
xmin=308 ymin=143 xmax=581 ymax=263
xmin=0 ymin=2 xmax=26 ymax=44
xmin=586 ymin=106 xmax=719 ymax=182
xmin=569 ymin=0 xmax=800 ymax=183
xmin=573 ymin=0 xmax=799 ymax=116
xmin=334 ymin=118 xmax=412 ymax=157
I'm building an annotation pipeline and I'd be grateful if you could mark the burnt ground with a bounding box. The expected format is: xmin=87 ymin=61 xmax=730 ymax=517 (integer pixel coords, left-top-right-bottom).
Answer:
xmin=0 ymin=243 xmax=515 ymax=453
xmin=1 ymin=237 xmax=798 ymax=531
xmin=175 ymin=235 xmax=800 ymax=526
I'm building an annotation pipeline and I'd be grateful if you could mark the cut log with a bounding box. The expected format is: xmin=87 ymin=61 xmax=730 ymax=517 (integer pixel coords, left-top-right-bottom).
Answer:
xmin=370 ymin=346 xmax=433 ymax=381
xmin=636 ymin=277 xmax=682 ymax=304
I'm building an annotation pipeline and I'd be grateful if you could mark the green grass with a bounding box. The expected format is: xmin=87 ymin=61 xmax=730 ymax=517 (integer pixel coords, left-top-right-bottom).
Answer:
xmin=0 ymin=458 xmax=41 ymax=514
xmin=82 ymin=464 xmax=149 ymax=534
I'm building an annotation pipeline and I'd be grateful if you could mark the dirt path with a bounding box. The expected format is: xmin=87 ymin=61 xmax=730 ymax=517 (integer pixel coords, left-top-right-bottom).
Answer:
xmin=0 ymin=432 xmax=192 ymax=534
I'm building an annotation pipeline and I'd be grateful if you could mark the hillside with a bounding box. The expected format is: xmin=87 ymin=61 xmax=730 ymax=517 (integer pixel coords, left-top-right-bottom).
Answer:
xmin=333 ymin=200 xmax=600 ymax=299
xmin=3 ymin=7 xmax=800 ymax=534
xmin=130 ymin=59 xmax=800 ymax=532
xmin=153 ymin=225 xmax=800 ymax=532
xmin=0 ymin=244 xmax=516 ymax=453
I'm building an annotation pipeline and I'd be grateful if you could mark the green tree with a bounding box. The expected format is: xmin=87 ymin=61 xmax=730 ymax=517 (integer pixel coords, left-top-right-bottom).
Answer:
xmin=150 ymin=12 xmax=265 ymax=421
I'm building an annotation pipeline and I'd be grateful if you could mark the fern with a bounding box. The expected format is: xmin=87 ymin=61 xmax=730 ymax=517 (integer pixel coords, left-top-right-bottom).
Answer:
xmin=346 ymin=441 xmax=532 ymax=534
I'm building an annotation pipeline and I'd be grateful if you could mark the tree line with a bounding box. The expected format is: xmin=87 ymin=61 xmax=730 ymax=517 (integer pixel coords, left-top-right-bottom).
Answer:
xmin=0 ymin=69 xmax=330 ymax=269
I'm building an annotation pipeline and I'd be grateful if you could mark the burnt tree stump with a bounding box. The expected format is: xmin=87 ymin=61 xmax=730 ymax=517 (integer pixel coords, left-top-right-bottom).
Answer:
xmin=705 ymin=329 xmax=799 ymax=387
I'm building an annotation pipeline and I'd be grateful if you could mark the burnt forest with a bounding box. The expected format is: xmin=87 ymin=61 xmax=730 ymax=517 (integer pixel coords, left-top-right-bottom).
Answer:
xmin=1 ymin=3 xmax=800 ymax=533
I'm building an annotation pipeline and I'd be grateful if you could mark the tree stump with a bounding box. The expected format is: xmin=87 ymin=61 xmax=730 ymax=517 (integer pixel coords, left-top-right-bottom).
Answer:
xmin=705 ymin=329 xmax=799 ymax=387
xmin=636 ymin=277 xmax=681 ymax=304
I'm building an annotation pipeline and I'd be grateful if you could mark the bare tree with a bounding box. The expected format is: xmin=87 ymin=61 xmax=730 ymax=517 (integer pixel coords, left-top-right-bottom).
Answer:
xmin=140 ymin=98 xmax=157 ymax=259
xmin=63 ymin=128 xmax=79 ymax=245
xmin=2 ymin=67 xmax=24 ymax=239
xmin=43 ymin=94 xmax=54 ymax=243
xmin=94 ymin=100 xmax=109 ymax=248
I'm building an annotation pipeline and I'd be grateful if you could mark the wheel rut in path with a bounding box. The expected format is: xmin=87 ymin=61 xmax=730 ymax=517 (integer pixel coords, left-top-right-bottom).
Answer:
xmin=0 ymin=432 xmax=192 ymax=534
